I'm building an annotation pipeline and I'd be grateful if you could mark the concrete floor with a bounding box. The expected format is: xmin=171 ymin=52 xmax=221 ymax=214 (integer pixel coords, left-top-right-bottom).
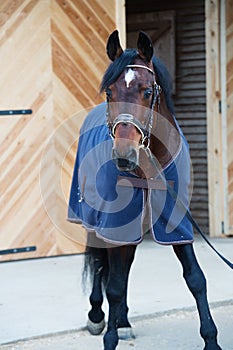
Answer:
xmin=0 ymin=236 xmax=233 ymax=347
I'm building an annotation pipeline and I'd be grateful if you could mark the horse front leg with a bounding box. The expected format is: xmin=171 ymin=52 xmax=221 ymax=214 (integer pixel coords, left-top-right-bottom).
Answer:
xmin=104 ymin=245 xmax=136 ymax=350
xmin=85 ymin=243 xmax=108 ymax=335
xmin=173 ymin=244 xmax=222 ymax=350
xmin=84 ymin=231 xmax=109 ymax=335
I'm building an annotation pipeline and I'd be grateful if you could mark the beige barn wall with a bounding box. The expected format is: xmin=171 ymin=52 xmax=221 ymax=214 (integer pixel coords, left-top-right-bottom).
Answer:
xmin=0 ymin=0 xmax=125 ymax=261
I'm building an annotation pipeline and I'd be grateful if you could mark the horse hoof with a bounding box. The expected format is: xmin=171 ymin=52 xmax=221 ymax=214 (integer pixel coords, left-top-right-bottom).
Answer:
xmin=118 ymin=327 xmax=135 ymax=340
xmin=87 ymin=318 xmax=105 ymax=335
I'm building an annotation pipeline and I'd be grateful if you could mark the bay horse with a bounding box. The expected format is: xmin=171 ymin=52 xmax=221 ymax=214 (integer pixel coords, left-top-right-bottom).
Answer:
xmin=68 ymin=31 xmax=222 ymax=350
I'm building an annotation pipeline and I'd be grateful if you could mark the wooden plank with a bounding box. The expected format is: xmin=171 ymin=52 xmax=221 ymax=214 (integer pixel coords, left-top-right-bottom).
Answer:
xmin=226 ymin=0 xmax=233 ymax=232
xmin=177 ymin=114 xmax=206 ymax=121
xmin=177 ymin=43 xmax=205 ymax=52
xmin=179 ymin=52 xmax=205 ymax=61
xmin=175 ymin=104 xmax=206 ymax=112
xmin=178 ymin=38 xmax=205 ymax=47
xmin=205 ymin=0 xmax=224 ymax=236
xmin=126 ymin=0 xmax=204 ymax=13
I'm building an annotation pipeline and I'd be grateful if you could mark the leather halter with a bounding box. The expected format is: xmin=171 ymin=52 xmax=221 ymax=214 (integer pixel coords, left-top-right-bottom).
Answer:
xmin=106 ymin=64 xmax=161 ymax=149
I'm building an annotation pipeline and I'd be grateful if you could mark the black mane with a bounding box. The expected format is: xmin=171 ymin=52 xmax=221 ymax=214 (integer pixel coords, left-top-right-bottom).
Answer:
xmin=100 ymin=48 xmax=174 ymax=114
xmin=152 ymin=56 xmax=174 ymax=114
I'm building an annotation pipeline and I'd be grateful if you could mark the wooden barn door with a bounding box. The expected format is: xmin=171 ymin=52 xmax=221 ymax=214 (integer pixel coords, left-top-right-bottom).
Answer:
xmin=0 ymin=0 xmax=125 ymax=261
xmin=0 ymin=0 xmax=56 ymax=261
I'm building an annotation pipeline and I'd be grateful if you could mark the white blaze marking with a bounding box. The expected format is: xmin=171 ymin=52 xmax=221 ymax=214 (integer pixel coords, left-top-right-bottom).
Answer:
xmin=125 ymin=69 xmax=136 ymax=88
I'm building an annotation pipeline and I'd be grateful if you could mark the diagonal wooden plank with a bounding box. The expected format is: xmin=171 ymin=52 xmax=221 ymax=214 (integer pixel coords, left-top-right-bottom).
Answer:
xmin=51 ymin=21 xmax=103 ymax=91
xmin=52 ymin=38 xmax=102 ymax=107
xmin=55 ymin=0 xmax=107 ymax=63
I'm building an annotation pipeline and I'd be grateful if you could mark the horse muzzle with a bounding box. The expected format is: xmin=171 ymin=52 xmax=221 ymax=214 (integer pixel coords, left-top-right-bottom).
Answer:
xmin=112 ymin=146 xmax=139 ymax=172
xmin=110 ymin=113 xmax=142 ymax=171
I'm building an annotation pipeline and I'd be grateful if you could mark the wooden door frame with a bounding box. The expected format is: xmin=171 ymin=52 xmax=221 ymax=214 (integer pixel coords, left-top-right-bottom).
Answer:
xmin=116 ymin=0 xmax=126 ymax=48
xmin=205 ymin=0 xmax=229 ymax=236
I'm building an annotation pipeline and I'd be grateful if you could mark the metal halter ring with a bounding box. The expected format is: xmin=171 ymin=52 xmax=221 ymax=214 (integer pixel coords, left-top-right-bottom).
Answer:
xmin=140 ymin=134 xmax=150 ymax=149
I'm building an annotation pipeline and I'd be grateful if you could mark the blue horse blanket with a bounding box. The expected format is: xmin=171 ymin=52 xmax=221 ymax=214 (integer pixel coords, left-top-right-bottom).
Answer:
xmin=67 ymin=103 xmax=193 ymax=245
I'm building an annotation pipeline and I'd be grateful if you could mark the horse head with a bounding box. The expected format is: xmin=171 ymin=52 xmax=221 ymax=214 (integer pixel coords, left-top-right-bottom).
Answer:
xmin=102 ymin=30 xmax=162 ymax=172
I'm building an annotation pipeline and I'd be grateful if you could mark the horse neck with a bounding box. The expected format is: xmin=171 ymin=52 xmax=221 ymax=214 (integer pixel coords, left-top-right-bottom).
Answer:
xmin=150 ymin=95 xmax=181 ymax=169
xmin=136 ymin=96 xmax=180 ymax=179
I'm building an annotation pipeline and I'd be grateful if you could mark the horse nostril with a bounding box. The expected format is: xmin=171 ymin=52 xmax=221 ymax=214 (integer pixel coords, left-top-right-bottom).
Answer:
xmin=126 ymin=148 xmax=137 ymax=161
xmin=112 ymin=147 xmax=118 ymax=160
xmin=112 ymin=147 xmax=139 ymax=171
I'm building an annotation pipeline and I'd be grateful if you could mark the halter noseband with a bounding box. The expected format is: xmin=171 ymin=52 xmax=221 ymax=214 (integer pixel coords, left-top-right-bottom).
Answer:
xmin=106 ymin=64 xmax=161 ymax=149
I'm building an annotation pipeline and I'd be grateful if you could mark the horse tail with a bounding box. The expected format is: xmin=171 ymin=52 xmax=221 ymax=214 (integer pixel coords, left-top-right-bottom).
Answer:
xmin=82 ymin=233 xmax=109 ymax=292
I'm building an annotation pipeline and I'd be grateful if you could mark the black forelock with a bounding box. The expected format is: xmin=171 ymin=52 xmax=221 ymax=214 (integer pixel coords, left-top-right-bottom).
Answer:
xmin=100 ymin=49 xmax=138 ymax=93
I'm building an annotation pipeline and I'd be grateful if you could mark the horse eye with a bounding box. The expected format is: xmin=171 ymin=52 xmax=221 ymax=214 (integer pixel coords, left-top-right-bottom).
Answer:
xmin=144 ymin=88 xmax=153 ymax=99
xmin=105 ymin=88 xmax=112 ymax=99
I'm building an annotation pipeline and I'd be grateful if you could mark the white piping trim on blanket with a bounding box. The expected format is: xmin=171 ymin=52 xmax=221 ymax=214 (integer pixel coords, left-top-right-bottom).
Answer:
xmin=95 ymin=231 xmax=143 ymax=246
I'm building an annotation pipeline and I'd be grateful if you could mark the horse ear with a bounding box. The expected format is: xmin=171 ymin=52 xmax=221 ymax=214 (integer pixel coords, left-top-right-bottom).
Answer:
xmin=106 ymin=30 xmax=123 ymax=61
xmin=137 ymin=31 xmax=153 ymax=62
